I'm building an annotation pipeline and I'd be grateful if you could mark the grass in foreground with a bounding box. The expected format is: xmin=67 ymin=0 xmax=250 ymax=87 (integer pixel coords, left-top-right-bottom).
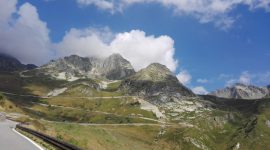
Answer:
xmin=38 ymin=121 xmax=185 ymax=150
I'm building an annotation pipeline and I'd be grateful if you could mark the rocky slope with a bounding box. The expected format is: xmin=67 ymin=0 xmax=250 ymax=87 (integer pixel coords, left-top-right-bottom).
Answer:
xmin=0 ymin=53 xmax=37 ymax=71
xmin=210 ymin=83 xmax=269 ymax=99
xmin=119 ymin=63 xmax=195 ymax=104
xmin=34 ymin=53 xmax=135 ymax=81
xmin=267 ymin=85 xmax=270 ymax=97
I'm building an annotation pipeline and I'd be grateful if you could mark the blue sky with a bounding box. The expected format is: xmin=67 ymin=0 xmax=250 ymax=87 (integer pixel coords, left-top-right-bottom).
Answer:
xmin=1 ymin=0 xmax=270 ymax=93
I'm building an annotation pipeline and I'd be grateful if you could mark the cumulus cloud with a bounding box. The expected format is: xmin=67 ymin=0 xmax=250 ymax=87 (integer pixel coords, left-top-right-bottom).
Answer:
xmin=55 ymin=27 xmax=112 ymax=58
xmin=0 ymin=0 xmax=178 ymax=70
xmin=75 ymin=0 xmax=270 ymax=29
xmin=225 ymin=71 xmax=251 ymax=86
xmin=192 ymin=86 xmax=209 ymax=95
xmin=224 ymin=71 xmax=270 ymax=86
xmin=239 ymin=71 xmax=251 ymax=85
xmin=0 ymin=0 xmax=17 ymax=24
xmin=56 ymin=28 xmax=178 ymax=71
xmin=197 ymin=78 xmax=208 ymax=83
xmin=176 ymin=70 xmax=192 ymax=85
xmin=111 ymin=30 xmax=177 ymax=71
xmin=76 ymin=0 xmax=114 ymax=11
xmin=0 ymin=0 xmax=52 ymax=65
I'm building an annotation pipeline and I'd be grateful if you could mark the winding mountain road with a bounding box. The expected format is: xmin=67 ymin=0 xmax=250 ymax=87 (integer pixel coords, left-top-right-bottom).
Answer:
xmin=0 ymin=115 xmax=43 ymax=150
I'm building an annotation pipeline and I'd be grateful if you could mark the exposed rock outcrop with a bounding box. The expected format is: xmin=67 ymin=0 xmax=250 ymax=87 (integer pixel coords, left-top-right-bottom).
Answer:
xmin=34 ymin=53 xmax=135 ymax=80
xmin=209 ymin=83 xmax=269 ymax=99
xmin=119 ymin=63 xmax=195 ymax=104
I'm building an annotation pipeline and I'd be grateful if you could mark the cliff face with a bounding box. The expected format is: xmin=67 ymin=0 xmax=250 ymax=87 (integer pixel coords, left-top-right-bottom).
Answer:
xmin=38 ymin=53 xmax=135 ymax=80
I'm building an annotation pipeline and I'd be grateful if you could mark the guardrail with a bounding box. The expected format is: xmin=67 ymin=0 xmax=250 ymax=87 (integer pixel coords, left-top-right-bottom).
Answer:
xmin=16 ymin=125 xmax=83 ymax=150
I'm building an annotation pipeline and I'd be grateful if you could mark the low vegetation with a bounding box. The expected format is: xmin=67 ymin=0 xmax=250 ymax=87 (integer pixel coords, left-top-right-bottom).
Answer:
xmin=35 ymin=121 xmax=185 ymax=150
xmin=42 ymin=97 xmax=157 ymax=119
xmin=1 ymin=72 xmax=270 ymax=150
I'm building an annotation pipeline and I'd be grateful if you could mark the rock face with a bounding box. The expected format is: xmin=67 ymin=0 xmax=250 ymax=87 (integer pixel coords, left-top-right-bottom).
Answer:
xmin=38 ymin=53 xmax=135 ymax=80
xmin=210 ymin=83 xmax=269 ymax=99
xmin=267 ymin=85 xmax=270 ymax=97
xmin=120 ymin=63 xmax=195 ymax=104
xmin=0 ymin=53 xmax=37 ymax=71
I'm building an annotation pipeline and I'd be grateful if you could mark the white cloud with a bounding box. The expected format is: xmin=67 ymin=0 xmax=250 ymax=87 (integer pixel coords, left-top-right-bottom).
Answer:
xmin=56 ymin=28 xmax=178 ymax=71
xmin=218 ymin=73 xmax=233 ymax=80
xmin=239 ymin=71 xmax=251 ymax=85
xmin=225 ymin=78 xmax=238 ymax=87
xmin=197 ymin=78 xmax=208 ymax=83
xmin=111 ymin=30 xmax=177 ymax=71
xmin=176 ymin=70 xmax=192 ymax=85
xmin=55 ymin=27 xmax=112 ymax=59
xmin=0 ymin=0 xmax=17 ymax=24
xmin=76 ymin=0 xmax=114 ymax=10
xmin=224 ymin=71 xmax=270 ymax=87
xmin=0 ymin=0 xmax=52 ymax=65
xmin=192 ymin=86 xmax=209 ymax=95
xmin=75 ymin=0 xmax=270 ymax=29
xmin=225 ymin=71 xmax=251 ymax=86
xmin=0 ymin=0 xmax=178 ymax=70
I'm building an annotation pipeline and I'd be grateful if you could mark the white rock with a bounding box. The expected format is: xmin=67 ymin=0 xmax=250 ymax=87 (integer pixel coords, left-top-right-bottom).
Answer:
xmin=47 ymin=87 xmax=68 ymax=97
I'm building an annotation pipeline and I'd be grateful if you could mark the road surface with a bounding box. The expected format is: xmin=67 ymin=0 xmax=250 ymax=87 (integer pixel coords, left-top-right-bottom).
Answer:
xmin=0 ymin=117 xmax=42 ymax=150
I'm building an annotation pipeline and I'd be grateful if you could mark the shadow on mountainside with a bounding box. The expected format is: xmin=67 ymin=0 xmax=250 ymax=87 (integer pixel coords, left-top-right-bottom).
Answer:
xmin=200 ymin=95 xmax=270 ymax=115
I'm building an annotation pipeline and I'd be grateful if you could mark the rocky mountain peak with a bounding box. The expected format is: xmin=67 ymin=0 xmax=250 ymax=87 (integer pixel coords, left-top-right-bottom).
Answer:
xmin=120 ymin=63 xmax=195 ymax=104
xmin=107 ymin=53 xmax=123 ymax=59
xmin=210 ymin=83 xmax=269 ymax=99
xmin=0 ymin=53 xmax=37 ymax=71
xmin=146 ymin=63 xmax=171 ymax=73
xmin=130 ymin=63 xmax=173 ymax=82
xmin=234 ymin=83 xmax=248 ymax=87
xmin=38 ymin=53 xmax=135 ymax=80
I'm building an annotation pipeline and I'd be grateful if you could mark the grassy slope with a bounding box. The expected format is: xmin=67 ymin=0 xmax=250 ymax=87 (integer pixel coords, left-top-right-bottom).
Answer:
xmin=44 ymin=97 xmax=156 ymax=119
xmin=39 ymin=121 xmax=187 ymax=150
xmin=0 ymin=72 xmax=67 ymax=96
xmin=2 ymin=72 xmax=270 ymax=149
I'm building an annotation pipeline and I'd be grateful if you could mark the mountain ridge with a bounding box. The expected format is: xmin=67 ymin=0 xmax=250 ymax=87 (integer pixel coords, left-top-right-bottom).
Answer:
xmin=120 ymin=63 xmax=195 ymax=104
xmin=209 ymin=83 xmax=270 ymax=99
xmin=0 ymin=53 xmax=37 ymax=71
xmin=33 ymin=53 xmax=136 ymax=80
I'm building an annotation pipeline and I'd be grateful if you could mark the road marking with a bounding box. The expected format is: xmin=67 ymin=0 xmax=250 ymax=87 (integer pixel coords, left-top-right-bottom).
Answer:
xmin=12 ymin=128 xmax=45 ymax=150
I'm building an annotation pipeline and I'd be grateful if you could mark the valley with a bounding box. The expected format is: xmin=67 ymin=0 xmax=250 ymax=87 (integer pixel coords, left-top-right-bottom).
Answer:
xmin=0 ymin=54 xmax=270 ymax=150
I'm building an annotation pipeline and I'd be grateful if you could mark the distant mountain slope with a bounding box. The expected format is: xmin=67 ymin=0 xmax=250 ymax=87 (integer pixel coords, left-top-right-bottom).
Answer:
xmin=31 ymin=53 xmax=135 ymax=80
xmin=0 ymin=53 xmax=37 ymax=71
xmin=209 ymin=83 xmax=269 ymax=99
xmin=120 ymin=63 xmax=195 ymax=104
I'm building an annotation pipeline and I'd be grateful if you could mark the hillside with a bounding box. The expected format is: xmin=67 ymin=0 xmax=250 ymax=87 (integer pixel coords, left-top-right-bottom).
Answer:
xmin=24 ymin=54 xmax=135 ymax=81
xmin=120 ymin=63 xmax=195 ymax=104
xmin=0 ymin=54 xmax=37 ymax=72
xmin=0 ymin=54 xmax=270 ymax=150
xmin=210 ymin=83 xmax=270 ymax=99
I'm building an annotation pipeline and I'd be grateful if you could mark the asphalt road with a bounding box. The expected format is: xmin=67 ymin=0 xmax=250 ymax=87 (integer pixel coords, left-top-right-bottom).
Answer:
xmin=0 ymin=118 xmax=41 ymax=150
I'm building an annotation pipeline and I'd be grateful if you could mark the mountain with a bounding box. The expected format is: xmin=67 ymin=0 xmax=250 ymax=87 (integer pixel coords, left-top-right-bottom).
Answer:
xmin=0 ymin=53 xmax=37 ymax=71
xmin=2 ymin=53 xmax=270 ymax=150
xmin=35 ymin=53 xmax=135 ymax=81
xmin=119 ymin=63 xmax=195 ymax=104
xmin=209 ymin=83 xmax=269 ymax=99
xmin=267 ymin=85 xmax=270 ymax=97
